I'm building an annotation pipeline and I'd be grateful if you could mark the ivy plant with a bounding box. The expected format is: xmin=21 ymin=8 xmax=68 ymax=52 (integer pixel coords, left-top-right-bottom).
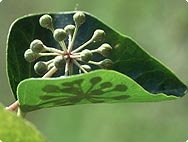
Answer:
xmin=2 ymin=11 xmax=187 ymax=141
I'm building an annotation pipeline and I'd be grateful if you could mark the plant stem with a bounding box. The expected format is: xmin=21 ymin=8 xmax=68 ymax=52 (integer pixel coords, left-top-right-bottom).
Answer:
xmin=17 ymin=107 xmax=26 ymax=117
xmin=42 ymin=66 xmax=58 ymax=78
xmin=90 ymin=49 xmax=99 ymax=53
xmin=39 ymin=53 xmax=60 ymax=56
xmin=72 ymin=38 xmax=93 ymax=53
xmin=88 ymin=60 xmax=100 ymax=66
xmin=64 ymin=59 xmax=70 ymax=76
xmin=49 ymin=26 xmax=55 ymax=33
xmin=68 ymin=25 xmax=78 ymax=52
xmin=6 ymin=100 xmax=19 ymax=111
xmin=70 ymin=55 xmax=80 ymax=58
xmin=45 ymin=59 xmax=54 ymax=65
xmin=44 ymin=46 xmax=64 ymax=54
xmin=59 ymin=41 xmax=68 ymax=52
xmin=72 ymin=59 xmax=88 ymax=73
xmin=68 ymin=34 xmax=72 ymax=47
xmin=69 ymin=61 xmax=73 ymax=75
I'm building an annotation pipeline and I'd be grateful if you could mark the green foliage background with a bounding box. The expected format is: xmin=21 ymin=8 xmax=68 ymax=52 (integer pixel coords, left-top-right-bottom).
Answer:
xmin=0 ymin=0 xmax=188 ymax=142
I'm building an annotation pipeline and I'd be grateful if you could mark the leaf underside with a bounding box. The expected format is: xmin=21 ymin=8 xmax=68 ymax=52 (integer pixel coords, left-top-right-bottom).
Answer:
xmin=7 ymin=11 xmax=187 ymax=112
xmin=18 ymin=70 xmax=177 ymax=112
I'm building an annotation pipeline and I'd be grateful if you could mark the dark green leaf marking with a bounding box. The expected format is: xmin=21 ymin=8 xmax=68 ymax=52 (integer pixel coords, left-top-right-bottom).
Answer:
xmin=41 ymin=76 xmax=128 ymax=103
xmin=18 ymin=70 xmax=177 ymax=112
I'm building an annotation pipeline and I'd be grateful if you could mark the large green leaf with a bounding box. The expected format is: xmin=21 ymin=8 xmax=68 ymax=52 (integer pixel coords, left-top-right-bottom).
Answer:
xmin=7 ymin=11 xmax=187 ymax=112
xmin=18 ymin=70 xmax=177 ymax=112
xmin=0 ymin=104 xmax=46 ymax=142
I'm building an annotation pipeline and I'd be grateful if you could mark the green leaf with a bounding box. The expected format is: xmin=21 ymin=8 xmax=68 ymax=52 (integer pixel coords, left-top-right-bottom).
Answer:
xmin=0 ymin=104 xmax=46 ymax=142
xmin=18 ymin=70 xmax=177 ymax=112
xmin=7 ymin=11 xmax=187 ymax=111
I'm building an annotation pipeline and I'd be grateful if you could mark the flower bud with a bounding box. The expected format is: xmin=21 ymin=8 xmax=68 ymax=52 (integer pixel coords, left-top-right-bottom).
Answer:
xmin=53 ymin=29 xmax=67 ymax=42
xmin=99 ymin=59 xmax=113 ymax=69
xmin=91 ymin=29 xmax=105 ymax=42
xmin=30 ymin=39 xmax=44 ymax=53
xmin=73 ymin=11 xmax=86 ymax=27
xmin=64 ymin=25 xmax=75 ymax=36
xmin=80 ymin=49 xmax=93 ymax=62
xmin=39 ymin=14 xmax=53 ymax=30
xmin=53 ymin=55 xmax=66 ymax=69
xmin=79 ymin=65 xmax=91 ymax=73
xmin=24 ymin=49 xmax=40 ymax=62
xmin=34 ymin=61 xmax=48 ymax=75
xmin=97 ymin=43 xmax=112 ymax=57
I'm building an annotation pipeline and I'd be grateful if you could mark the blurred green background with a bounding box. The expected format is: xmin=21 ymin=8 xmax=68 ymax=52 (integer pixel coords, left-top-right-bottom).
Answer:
xmin=0 ymin=0 xmax=188 ymax=142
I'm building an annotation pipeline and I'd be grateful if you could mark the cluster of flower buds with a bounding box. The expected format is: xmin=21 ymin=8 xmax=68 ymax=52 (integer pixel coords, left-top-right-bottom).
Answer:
xmin=24 ymin=11 xmax=113 ymax=77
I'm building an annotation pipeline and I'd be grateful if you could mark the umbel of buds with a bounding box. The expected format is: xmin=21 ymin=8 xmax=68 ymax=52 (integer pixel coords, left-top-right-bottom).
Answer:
xmin=24 ymin=11 xmax=113 ymax=77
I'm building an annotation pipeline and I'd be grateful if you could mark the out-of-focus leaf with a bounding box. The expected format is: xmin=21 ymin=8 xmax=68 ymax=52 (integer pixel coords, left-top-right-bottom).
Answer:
xmin=0 ymin=104 xmax=46 ymax=142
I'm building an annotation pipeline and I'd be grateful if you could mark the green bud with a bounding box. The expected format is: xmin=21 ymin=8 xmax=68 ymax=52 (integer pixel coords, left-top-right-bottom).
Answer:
xmin=99 ymin=59 xmax=113 ymax=69
xmin=98 ymin=43 xmax=112 ymax=57
xmin=30 ymin=39 xmax=44 ymax=53
xmin=73 ymin=11 xmax=86 ymax=27
xmin=34 ymin=61 xmax=48 ymax=75
xmin=80 ymin=49 xmax=93 ymax=62
xmin=53 ymin=29 xmax=67 ymax=42
xmin=39 ymin=14 xmax=53 ymax=30
xmin=24 ymin=49 xmax=40 ymax=62
xmin=79 ymin=65 xmax=91 ymax=73
xmin=91 ymin=29 xmax=105 ymax=42
xmin=64 ymin=25 xmax=75 ymax=36
xmin=53 ymin=55 xmax=66 ymax=69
